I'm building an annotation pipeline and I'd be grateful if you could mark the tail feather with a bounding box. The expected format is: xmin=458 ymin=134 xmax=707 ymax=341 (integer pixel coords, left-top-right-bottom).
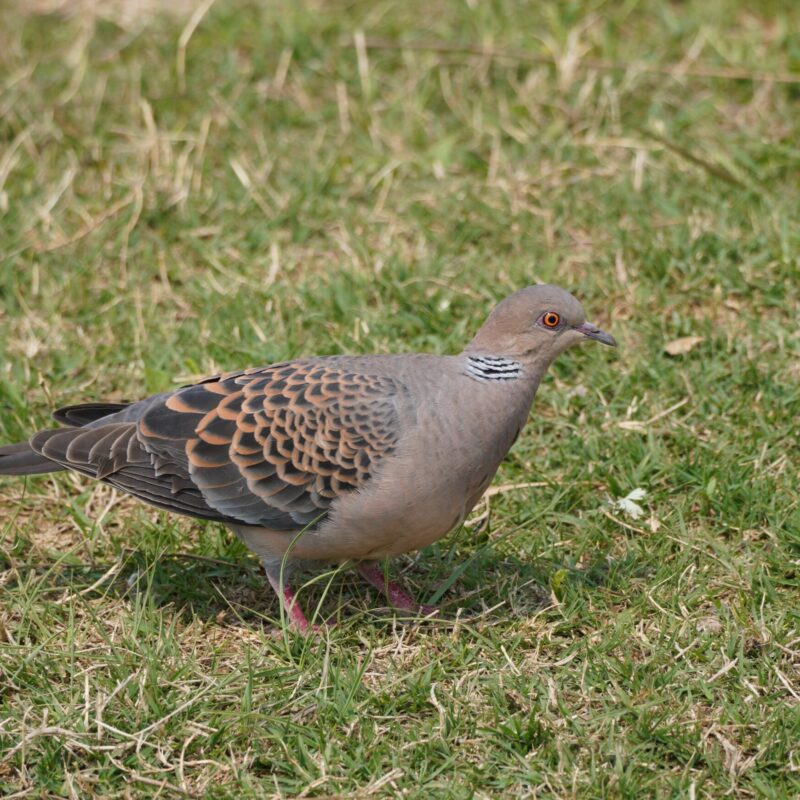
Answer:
xmin=1 ymin=401 xmax=133 ymax=477
xmin=0 ymin=441 xmax=64 ymax=475
xmin=52 ymin=402 xmax=130 ymax=427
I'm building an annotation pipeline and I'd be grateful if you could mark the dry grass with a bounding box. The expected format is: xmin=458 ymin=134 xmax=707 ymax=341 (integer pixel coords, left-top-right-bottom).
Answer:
xmin=1 ymin=0 xmax=799 ymax=797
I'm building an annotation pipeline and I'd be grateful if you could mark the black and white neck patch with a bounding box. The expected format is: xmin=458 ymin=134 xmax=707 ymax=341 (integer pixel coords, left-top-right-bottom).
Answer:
xmin=464 ymin=355 xmax=522 ymax=383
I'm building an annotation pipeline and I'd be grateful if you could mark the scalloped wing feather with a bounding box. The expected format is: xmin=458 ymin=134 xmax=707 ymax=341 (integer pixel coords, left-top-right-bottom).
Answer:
xmin=30 ymin=424 xmax=231 ymax=521
xmin=137 ymin=361 xmax=403 ymax=527
xmin=28 ymin=361 xmax=404 ymax=529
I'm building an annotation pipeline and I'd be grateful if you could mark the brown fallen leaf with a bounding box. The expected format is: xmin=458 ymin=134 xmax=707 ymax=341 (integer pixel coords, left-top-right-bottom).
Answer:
xmin=664 ymin=335 xmax=704 ymax=356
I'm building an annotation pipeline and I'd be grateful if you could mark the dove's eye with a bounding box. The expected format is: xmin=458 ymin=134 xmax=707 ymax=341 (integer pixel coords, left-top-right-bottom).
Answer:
xmin=541 ymin=311 xmax=561 ymax=329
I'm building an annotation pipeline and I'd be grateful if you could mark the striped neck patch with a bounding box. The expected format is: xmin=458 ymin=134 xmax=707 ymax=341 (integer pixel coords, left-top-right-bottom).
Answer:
xmin=464 ymin=355 xmax=522 ymax=383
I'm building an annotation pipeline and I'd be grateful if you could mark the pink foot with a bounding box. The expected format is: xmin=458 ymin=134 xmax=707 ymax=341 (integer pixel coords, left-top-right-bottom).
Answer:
xmin=357 ymin=561 xmax=438 ymax=617
xmin=266 ymin=573 xmax=320 ymax=634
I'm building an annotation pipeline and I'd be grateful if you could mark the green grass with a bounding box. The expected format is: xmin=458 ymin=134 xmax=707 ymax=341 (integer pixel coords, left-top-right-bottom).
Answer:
xmin=1 ymin=0 xmax=799 ymax=796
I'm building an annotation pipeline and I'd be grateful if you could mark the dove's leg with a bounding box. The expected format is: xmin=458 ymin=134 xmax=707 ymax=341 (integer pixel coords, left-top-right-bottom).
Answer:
xmin=232 ymin=527 xmax=318 ymax=634
xmin=357 ymin=561 xmax=437 ymax=615
xmin=265 ymin=571 xmax=317 ymax=633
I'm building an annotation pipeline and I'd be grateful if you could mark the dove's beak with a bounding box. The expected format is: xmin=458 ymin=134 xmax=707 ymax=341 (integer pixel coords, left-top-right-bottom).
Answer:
xmin=576 ymin=322 xmax=616 ymax=347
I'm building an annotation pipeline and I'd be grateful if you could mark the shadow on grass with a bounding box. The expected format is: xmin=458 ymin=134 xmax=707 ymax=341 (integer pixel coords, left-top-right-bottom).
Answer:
xmin=3 ymin=540 xmax=652 ymax=632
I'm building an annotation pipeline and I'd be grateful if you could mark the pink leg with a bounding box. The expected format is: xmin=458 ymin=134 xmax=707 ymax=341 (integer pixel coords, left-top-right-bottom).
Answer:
xmin=266 ymin=572 xmax=317 ymax=634
xmin=357 ymin=561 xmax=437 ymax=616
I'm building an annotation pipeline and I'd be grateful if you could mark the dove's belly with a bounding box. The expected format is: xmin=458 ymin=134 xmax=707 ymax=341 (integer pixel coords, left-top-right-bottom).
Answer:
xmin=229 ymin=446 xmax=503 ymax=563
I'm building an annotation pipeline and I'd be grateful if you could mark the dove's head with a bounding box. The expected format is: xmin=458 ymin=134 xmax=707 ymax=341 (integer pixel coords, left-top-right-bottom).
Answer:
xmin=466 ymin=284 xmax=616 ymax=365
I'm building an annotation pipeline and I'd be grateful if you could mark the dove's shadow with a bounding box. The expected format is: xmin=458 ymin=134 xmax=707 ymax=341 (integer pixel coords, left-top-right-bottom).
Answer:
xmin=7 ymin=543 xmax=647 ymax=629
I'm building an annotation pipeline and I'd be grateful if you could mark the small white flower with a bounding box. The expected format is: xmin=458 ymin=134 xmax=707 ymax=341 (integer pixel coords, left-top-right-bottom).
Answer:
xmin=611 ymin=488 xmax=647 ymax=520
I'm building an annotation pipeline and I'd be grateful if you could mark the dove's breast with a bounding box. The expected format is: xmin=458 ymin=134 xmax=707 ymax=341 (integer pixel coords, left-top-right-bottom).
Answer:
xmin=295 ymin=358 xmax=541 ymax=560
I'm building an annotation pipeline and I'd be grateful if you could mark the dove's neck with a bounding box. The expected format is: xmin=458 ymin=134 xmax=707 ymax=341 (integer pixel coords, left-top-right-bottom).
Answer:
xmin=462 ymin=354 xmax=523 ymax=383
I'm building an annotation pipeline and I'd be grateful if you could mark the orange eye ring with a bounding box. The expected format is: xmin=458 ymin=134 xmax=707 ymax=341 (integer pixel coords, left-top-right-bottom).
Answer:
xmin=542 ymin=311 xmax=561 ymax=329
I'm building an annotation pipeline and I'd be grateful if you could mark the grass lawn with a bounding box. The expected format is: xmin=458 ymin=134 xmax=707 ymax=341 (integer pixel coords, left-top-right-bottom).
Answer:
xmin=1 ymin=0 xmax=799 ymax=796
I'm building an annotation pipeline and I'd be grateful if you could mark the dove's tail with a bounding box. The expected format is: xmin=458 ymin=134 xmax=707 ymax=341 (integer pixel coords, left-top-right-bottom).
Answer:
xmin=0 ymin=441 xmax=64 ymax=475
xmin=0 ymin=401 xmax=131 ymax=477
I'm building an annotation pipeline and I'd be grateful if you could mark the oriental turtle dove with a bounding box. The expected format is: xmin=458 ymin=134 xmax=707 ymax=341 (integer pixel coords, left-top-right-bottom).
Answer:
xmin=0 ymin=285 xmax=615 ymax=631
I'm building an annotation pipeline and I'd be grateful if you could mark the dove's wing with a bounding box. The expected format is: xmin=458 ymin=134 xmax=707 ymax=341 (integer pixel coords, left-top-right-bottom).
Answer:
xmin=30 ymin=360 xmax=404 ymax=529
